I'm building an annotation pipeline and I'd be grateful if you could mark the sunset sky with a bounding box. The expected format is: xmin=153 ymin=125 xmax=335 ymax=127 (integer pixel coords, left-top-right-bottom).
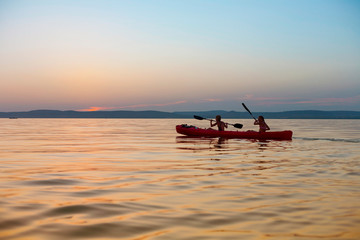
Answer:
xmin=1 ymin=0 xmax=359 ymax=112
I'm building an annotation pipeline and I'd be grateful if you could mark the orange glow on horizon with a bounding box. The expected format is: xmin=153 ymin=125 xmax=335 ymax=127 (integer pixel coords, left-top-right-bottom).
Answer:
xmin=78 ymin=107 xmax=116 ymax=112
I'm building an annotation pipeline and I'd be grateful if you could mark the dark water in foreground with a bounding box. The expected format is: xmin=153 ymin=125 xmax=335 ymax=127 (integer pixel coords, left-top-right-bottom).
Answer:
xmin=0 ymin=119 xmax=359 ymax=240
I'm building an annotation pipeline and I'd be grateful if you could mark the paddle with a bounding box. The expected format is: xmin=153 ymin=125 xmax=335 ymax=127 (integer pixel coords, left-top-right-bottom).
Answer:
xmin=242 ymin=103 xmax=256 ymax=120
xmin=193 ymin=115 xmax=243 ymax=129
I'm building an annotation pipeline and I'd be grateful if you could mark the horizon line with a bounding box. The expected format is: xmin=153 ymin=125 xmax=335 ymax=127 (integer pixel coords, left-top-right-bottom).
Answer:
xmin=1 ymin=109 xmax=360 ymax=113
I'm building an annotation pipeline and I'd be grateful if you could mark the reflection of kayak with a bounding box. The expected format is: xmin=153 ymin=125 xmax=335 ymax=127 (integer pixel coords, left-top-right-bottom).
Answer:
xmin=176 ymin=124 xmax=293 ymax=140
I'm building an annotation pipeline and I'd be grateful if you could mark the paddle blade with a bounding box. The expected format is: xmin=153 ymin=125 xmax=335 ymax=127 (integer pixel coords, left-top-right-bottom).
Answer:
xmin=233 ymin=123 xmax=243 ymax=129
xmin=194 ymin=115 xmax=205 ymax=120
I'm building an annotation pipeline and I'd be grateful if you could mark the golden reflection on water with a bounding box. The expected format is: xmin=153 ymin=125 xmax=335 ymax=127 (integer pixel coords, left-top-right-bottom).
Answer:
xmin=0 ymin=119 xmax=359 ymax=239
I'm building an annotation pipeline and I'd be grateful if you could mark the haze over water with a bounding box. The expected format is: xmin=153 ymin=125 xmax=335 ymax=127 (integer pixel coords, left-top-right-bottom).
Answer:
xmin=0 ymin=118 xmax=359 ymax=240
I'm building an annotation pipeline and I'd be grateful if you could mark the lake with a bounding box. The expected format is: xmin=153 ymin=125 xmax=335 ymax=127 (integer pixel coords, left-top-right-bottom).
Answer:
xmin=0 ymin=118 xmax=359 ymax=240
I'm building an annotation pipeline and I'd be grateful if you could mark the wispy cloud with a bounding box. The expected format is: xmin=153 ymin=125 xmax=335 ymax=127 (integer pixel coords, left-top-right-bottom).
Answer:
xmin=78 ymin=100 xmax=187 ymax=112
xmin=201 ymin=98 xmax=223 ymax=102
xmin=240 ymin=94 xmax=302 ymax=102
xmin=238 ymin=94 xmax=360 ymax=107
xmin=116 ymin=100 xmax=187 ymax=109
xmin=238 ymin=95 xmax=303 ymax=105
xmin=78 ymin=95 xmax=360 ymax=112
xmin=295 ymin=96 xmax=360 ymax=105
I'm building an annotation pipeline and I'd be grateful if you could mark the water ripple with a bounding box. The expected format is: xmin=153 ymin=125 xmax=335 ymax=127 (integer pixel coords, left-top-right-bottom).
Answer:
xmin=0 ymin=119 xmax=359 ymax=240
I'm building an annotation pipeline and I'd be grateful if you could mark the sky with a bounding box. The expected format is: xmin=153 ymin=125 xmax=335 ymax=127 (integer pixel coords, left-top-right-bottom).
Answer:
xmin=1 ymin=0 xmax=359 ymax=112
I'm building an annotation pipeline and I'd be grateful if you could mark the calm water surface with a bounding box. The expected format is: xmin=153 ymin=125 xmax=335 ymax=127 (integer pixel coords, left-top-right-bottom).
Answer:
xmin=0 ymin=119 xmax=359 ymax=240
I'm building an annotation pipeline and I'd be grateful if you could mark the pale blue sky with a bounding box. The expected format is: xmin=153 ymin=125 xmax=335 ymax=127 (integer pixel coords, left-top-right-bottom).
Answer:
xmin=1 ymin=0 xmax=359 ymax=111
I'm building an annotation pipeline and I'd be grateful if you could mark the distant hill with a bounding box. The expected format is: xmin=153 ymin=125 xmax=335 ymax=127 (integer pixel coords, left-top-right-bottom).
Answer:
xmin=1 ymin=110 xmax=360 ymax=119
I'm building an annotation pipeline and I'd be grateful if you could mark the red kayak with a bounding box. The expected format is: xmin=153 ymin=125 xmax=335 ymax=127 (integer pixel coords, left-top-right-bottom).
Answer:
xmin=176 ymin=124 xmax=293 ymax=140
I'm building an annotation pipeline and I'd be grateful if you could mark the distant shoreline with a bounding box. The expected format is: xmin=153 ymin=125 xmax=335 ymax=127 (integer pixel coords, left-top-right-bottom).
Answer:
xmin=1 ymin=110 xmax=360 ymax=119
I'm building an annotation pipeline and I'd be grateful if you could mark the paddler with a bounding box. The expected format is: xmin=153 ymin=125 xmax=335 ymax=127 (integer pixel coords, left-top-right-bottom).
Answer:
xmin=210 ymin=115 xmax=228 ymax=131
xmin=254 ymin=116 xmax=270 ymax=132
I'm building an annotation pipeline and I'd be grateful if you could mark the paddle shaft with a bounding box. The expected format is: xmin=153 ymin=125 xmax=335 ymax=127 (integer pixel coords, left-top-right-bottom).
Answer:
xmin=193 ymin=115 xmax=243 ymax=129
xmin=242 ymin=103 xmax=256 ymax=120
